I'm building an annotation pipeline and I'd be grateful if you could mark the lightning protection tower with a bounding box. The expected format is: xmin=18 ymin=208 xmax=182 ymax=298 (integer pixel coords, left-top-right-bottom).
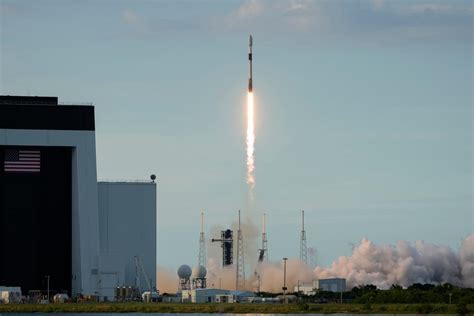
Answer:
xmin=236 ymin=210 xmax=245 ymax=290
xmin=300 ymin=210 xmax=307 ymax=264
xmin=198 ymin=212 xmax=206 ymax=268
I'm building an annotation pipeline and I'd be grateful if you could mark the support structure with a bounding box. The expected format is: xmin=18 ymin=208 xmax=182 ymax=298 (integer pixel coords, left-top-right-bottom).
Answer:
xmin=198 ymin=212 xmax=206 ymax=268
xmin=235 ymin=210 xmax=245 ymax=290
xmin=211 ymin=230 xmax=233 ymax=267
xmin=258 ymin=213 xmax=268 ymax=262
xmin=300 ymin=210 xmax=307 ymax=264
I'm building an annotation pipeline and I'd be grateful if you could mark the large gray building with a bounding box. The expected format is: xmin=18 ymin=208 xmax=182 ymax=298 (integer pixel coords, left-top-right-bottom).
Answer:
xmin=294 ymin=278 xmax=347 ymax=295
xmin=0 ymin=95 xmax=156 ymax=300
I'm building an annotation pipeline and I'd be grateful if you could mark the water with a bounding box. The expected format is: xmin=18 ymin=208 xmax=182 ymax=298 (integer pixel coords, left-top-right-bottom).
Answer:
xmin=0 ymin=313 xmax=452 ymax=316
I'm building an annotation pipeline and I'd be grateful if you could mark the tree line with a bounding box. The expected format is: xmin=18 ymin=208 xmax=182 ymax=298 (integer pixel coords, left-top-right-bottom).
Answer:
xmin=310 ymin=283 xmax=473 ymax=304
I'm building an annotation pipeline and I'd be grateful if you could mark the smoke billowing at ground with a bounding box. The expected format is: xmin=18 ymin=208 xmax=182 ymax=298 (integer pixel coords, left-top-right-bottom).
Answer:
xmin=313 ymin=235 xmax=474 ymax=289
xmin=159 ymin=234 xmax=474 ymax=293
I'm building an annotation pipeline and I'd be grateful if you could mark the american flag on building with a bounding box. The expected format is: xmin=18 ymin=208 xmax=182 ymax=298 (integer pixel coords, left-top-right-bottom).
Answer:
xmin=4 ymin=149 xmax=41 ymax=173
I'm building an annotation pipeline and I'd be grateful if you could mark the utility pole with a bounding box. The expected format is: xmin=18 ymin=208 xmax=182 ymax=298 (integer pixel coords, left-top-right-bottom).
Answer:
xmin=282 ymin=258 xmax=288 ymax=303
xmin=300 ymin=210 xmax=307 ymax=264
xmin=198 ymin=212 xmax=206 ymax=268
xmin=236 ymin=210 xmax=245 ymax=290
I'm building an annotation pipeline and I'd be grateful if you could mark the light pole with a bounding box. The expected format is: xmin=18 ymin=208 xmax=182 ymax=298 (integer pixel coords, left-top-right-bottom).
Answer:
xmin=449 ymin=292 xmax=452 ymax=304
xmin=282 ymin=258 xmax=288 ymax=303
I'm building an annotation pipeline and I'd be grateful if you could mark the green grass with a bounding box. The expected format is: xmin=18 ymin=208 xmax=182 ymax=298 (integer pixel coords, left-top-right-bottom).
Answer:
xmin=0 ymin=302 xmax=472 ymax=313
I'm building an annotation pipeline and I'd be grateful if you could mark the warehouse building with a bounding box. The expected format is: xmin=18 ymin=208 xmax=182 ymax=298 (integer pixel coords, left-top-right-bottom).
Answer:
xmin=0 ymin=95 xmax=156 ymax=300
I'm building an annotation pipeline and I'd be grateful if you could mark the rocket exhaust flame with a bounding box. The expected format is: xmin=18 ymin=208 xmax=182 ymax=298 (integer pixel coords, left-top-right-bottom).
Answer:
xmin=246 ymin=92 xmax=255 ymax=199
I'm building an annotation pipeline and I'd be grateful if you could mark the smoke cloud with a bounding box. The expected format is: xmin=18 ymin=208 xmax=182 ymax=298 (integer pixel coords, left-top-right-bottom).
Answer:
xmin=313 ymin=237 xmax=469 ymax=289
xmin=159 ymin=235 xmax=474 ymax=293
xmin=157 ymin=266 xmax=178 ymax=293
xmin=460 ymin=234 xmax=474 ymax=287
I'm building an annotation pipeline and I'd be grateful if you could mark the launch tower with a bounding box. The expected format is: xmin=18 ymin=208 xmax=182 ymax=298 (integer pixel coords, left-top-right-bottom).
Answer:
xmin=300 ymin=210 xmax=307 ymax=264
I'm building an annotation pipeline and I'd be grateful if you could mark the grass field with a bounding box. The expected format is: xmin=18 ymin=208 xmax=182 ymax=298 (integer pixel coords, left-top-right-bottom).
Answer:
xmin=0 ymin=302 xmax=472 ymax=314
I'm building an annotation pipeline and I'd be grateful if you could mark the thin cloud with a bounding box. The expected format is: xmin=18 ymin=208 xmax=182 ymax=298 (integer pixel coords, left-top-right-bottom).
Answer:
xmin=236 ymin=0 xmax=265 ymax=19
xmin=121 ymin=9 xmax=148 ymax=34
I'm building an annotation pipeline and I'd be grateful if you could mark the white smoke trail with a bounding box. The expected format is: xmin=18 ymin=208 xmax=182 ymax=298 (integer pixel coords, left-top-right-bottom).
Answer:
xmin=246 ymin=92 xmax=255 ymax=200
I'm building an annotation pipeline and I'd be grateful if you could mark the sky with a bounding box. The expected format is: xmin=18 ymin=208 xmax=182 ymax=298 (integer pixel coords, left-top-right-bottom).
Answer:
xmin=0 ymin=0 xmax=472 ymax=270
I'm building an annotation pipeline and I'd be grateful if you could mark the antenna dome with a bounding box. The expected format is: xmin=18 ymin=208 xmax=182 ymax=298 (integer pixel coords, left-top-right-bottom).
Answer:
xmin=192 ymin=265 xmax=207 ymax=279
xmin=177 ymin=264 xmax=192 ymax=279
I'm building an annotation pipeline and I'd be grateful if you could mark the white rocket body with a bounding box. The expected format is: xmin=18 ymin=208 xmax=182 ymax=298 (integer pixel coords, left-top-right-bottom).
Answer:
xmin=248 ymin=35 xmax=253 ymax=92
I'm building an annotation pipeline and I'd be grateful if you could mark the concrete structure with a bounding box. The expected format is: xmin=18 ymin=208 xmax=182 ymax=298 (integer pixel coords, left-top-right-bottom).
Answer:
xmin=0 ymin=96 xmax=156 ymax=300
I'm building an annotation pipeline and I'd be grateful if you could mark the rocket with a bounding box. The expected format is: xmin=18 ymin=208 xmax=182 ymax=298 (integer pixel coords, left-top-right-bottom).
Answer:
xmin=248 ymin=35 xmax=253 ymax=92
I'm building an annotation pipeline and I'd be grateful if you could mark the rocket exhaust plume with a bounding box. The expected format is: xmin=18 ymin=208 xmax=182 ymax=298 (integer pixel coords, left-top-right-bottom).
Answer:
xmin=246 ymin=35 xmax=255 ymax=200
xmin=246 ymin=92 xmax=255 ymax=194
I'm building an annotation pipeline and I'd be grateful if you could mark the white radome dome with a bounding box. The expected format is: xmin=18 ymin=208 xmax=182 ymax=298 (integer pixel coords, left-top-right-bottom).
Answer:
xmin=177 ymin=264 xmax=192 ymax=279
xmin=192 ymin=265 xmax=207 ymax=279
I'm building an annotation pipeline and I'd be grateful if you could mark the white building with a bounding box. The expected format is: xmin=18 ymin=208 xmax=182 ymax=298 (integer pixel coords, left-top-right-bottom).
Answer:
xmin=181 ymin=289 xmax=256 ymax=303
xmin=181 ymin=289 xmax=229 ymax=303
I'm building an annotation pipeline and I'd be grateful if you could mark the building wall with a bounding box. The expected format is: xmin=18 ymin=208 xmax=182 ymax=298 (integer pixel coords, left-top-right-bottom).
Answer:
xmin=97 ymin=182 xmax=156 ymax=300
xmin=316 ymin=278 xmax=346 ymax=292
xmin=181 ymin=289 xmax=229 ymax=303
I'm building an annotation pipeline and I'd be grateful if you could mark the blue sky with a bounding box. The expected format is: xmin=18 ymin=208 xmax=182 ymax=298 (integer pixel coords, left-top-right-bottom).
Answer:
xmin=1 ymin=0 xmax=472 ymax=269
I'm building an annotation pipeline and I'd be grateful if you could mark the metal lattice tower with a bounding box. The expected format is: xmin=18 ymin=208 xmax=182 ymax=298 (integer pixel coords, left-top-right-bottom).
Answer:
xmin=261 ymin=212 xmax=268 ymax=261
xmin=235 ymin=210 xmax=245 ymax=290
xmin=198 ymin=212 xmax=206 ymax=268
xmin=300 ymin=210 xmax=307 ymax=264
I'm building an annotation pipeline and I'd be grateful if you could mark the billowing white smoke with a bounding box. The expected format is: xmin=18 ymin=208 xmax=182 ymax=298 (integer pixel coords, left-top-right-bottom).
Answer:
xmin=460 ymin=234 xmax=474 ymax=287
xmin=313 ymin=237 xmax=469 ymax=289
xmin=159 ymin=234 xmax=474 ymax=293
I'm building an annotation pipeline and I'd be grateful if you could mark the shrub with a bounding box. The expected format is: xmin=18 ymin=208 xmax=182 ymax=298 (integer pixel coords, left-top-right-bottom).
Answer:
xmin=416 ymin=303 xmax=433 ymax=314
xmin=456 ymin=303 xmax=468 ymax=316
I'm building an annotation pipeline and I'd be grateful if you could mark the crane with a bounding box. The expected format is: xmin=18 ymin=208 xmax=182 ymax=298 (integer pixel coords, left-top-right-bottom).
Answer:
xmin=134 ymin=255 xmax=152 ymax=293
